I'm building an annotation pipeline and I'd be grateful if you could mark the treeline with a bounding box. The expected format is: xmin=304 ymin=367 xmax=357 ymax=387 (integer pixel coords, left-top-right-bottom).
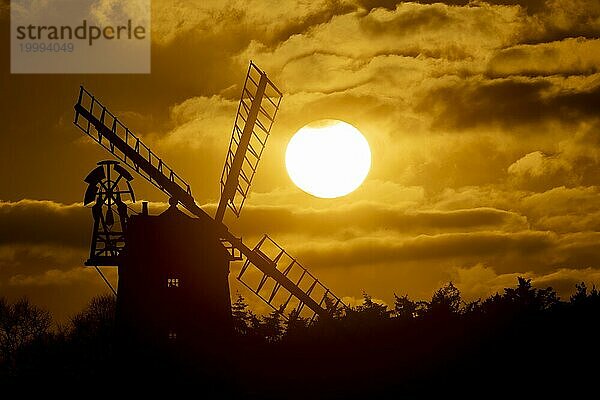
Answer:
xmin=231 ymin=277 xmax=595 ymax=343
xmin=0 ymin=295 xmax=115 ymax=381
xmin=1 ymin=278 xmax=599 ymax=396
xmin=228 ymin=278 xmax=600 ymax=397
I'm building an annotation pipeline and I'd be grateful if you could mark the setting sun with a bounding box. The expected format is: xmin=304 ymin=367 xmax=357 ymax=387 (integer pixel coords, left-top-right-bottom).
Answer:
xmin=285 ymin=120 xmax=371 ymax=198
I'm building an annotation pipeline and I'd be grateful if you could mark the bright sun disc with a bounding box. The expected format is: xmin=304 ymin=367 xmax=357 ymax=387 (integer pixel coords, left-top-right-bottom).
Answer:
xmin=285 ymin=119 xmax=371 ymax=198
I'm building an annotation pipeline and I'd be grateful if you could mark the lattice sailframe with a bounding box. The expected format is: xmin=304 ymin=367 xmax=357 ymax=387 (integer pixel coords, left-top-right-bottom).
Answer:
xmin=219 ymin=62 xmax=282 ymax=218
xmin=238 ymin=235 xmax=347 ymax=322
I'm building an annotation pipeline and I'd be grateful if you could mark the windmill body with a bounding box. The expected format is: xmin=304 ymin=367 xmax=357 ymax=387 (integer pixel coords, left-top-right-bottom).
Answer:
xmin=118 ymin=202 xmax=232 ymax=354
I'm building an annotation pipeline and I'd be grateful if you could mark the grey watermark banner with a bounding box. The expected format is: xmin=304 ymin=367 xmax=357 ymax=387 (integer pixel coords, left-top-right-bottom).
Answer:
xmin=11 ymin=0 xmax=151 ymax=74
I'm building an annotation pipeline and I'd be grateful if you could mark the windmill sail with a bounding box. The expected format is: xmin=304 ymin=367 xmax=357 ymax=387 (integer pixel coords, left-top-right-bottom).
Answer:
xmin=73 ymin=65 xmax=345 ymax=321
xmin=238 ymin=235 xmax=345 ymax=321
xmin=216 ymin=62 xmax=282 ymax=222
xmin=74 ymin=87 xmax=194 ymax=205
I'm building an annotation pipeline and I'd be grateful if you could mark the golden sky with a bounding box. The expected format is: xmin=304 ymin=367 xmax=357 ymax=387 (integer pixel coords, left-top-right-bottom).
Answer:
xmin=2 ymin=0 xmax=600 ymax=321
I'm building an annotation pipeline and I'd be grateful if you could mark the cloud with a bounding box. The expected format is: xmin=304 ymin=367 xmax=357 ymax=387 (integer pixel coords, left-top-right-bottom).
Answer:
xmin=0 ymin=262 xmax=115 ymax=324
xmin=533 ymin=267 xmax=600 ymax=294
xmin=162 ymin=95 xmax=238 ymax=149
xmin=90 ymin=0 xmax=150 ymax=26
xmin=152 ymin=0 xmax=356 ymax=47
xmin=522 ymin=0 xmax=600 ymax=43
xmin=0 ymin=243 xmax=85 ymax=278
xmin=0 ymin=200 xmax=89 ymax=249
xmin=555 ymin=232 xmax=600 ymax=268
xmin=489 ymin=38 xmax=600 ymax=77
xmin=289 ymin=230 xmax=556 ymax=270
xmin=507 ymin=151 xmax=576 ymax=190
xmin=520 ymin=186 xmax=600 ymax=219
xmin=396 ymin=134 xmax=520 ymax=190
xmin=8 ymin=267 xmax=98 ymax=287
xmin=452 ymin=264 xmax=600 ymax=301
xmin=246 ymin=180 xmax=426 ymax=208
xmin=404 ymin=0 xmax=600 ymax=43
xmin=0 ymin=241 xmax=111 ymax=323
xmin=417 ymin=76 xmax=600 ymax=131
xmin=451 ymin=263 xmax=521 ymax=300
xmin=231 ymin=203 xmax=529 ymax=238
xmin=241 ymin=2 xmax=523 ymax=74
xmin=504 ymin=122 xmax=600 ymax=191
xmin=359 ymin=4 xmax=456 ymax=36
xmin=427 ymin=184 xmax=600 ymax=236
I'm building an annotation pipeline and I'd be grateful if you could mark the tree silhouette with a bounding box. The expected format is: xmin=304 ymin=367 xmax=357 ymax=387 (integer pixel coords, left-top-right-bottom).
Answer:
xmin=324 ymin=295 xmax=345 ymax=320
xmin=499 ymin=277 xmax=559 ymax=313
xmin=393 ymin=293 xmax=417 ymax=320
xmin=346 ymin=292 xmax=392 ymax=335
xmin=570 ymin=282 xmax=599 ymax=305
xmin=231 ymin=293 xmax=251 ymax=336
xmin=571 ymin=282 xmax=589 ymax=303
xmin=0 ymin=297 xmax=51 ymax=374
xmin=428 ymin=282 xmax=462 ymax=316
xmin=66 ymin=294 xmax=116 ymax=376
xmin=283 ymin=308 xmax=309 ymax=339
xmin=355 ymin=292 xmax=391 ymax=319
xmin=69 ymin=294 xmax=115 ymax=340
xmin=259 ymin=310 xmax=283 ymax=343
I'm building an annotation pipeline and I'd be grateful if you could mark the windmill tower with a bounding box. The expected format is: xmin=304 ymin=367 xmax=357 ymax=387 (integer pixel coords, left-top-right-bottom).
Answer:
xmin=74 ymin=62 xmax=346 ymax=355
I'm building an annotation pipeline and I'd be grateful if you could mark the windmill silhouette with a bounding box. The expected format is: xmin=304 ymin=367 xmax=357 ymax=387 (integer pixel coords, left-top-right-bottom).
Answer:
xmin=74 ymin=62 xmax=346 ymax=352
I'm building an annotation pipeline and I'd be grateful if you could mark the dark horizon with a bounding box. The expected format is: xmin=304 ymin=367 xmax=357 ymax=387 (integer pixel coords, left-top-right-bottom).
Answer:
xmin=2 ymin=276 xmax=599 ymax=396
